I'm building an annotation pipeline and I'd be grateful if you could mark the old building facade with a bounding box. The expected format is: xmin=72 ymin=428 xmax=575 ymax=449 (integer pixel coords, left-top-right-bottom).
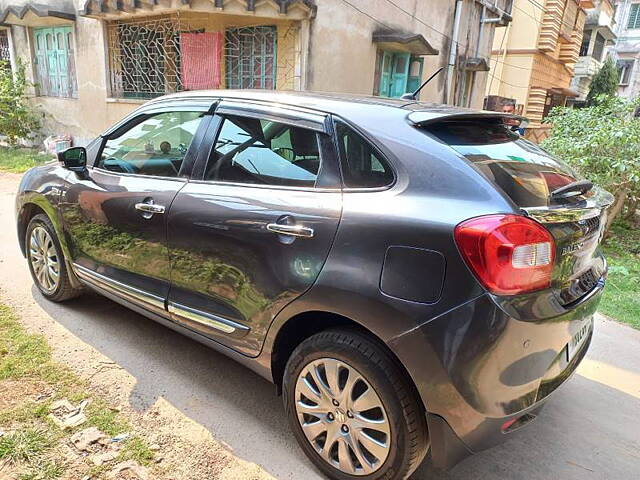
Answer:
xmin=613 ymin=0 xmax=640 ymax=99
xmin=0 ymin=0 xmax=512 ymax=145
xmin=487 ymin=0 xmax=588 ymax=140
xmin=571 ymin=0 xmax=617 ymax=102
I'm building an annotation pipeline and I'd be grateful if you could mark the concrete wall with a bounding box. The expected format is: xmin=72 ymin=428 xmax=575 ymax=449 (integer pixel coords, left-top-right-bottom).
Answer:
xmin=306 ymin=0 xmax=453 ymax=102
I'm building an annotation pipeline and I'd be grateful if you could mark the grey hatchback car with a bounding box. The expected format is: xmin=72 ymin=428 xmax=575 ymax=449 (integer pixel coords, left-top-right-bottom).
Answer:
xmin=16 ymin=91 xmax=612 ymax=480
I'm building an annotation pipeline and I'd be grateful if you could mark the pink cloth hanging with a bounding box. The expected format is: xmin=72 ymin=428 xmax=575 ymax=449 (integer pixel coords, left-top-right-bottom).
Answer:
xmin=180 ymin=32 xmax=223 ymax=90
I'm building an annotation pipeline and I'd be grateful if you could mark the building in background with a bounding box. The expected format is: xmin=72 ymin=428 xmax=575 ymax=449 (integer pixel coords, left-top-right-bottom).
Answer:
xmin=613 ymin=0 xmax=640 ymax=99
xmin=0 ymin=0 xmax=512 ymax=144
xmin=571 ymin=0 xmax=617 ymax=103
xmin=486 ymin=0 xmax=589 ymax=141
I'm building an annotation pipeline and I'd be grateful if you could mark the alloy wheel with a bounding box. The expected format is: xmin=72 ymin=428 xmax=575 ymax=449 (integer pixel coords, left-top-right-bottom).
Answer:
xmin=29 ymin=226 xmax=60 ymax=293
xmin=294 ymin=357 xmax=391 ymax=475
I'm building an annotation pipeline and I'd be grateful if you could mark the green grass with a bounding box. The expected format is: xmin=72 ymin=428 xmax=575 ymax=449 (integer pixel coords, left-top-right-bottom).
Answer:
xmin=118 ymin=436 xmax=155 ymax=466
xmin=600 ymin=221 xmax=640 ymax=330
xmin=85 ymin=399 xmax=131 ymax=437
xmin=0 ymin=147 xmax=50 ymax=173
xmin=0 ymin=303 xmax=155 ymax=478
xmin=0 ymin=429 xmax=51 ymax=464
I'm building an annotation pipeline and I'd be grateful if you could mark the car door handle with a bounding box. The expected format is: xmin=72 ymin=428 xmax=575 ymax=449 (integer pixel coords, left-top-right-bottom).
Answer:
xmin=266 ymin=223 xmax=314 ymax=238
xmin=135 ymin=203 xmax=166 ymax=214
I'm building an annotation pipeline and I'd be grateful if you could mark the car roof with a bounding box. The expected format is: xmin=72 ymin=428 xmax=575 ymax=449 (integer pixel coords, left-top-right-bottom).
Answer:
xmin=153 ymin=89 xmax=479 ymax=120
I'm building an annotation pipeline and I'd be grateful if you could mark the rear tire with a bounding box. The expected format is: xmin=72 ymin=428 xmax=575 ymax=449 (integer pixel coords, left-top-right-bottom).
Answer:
xmin=26 ymin=214 xmax=83 ymax=302
xmin=283 ymin=328 xmax=429 ymax=480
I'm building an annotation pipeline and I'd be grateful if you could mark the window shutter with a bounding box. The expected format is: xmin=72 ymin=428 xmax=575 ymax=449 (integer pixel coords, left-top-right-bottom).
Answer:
xmin=379 ymin=51 xmax=393 ymax=97
xmin=33 ymin=26 xmax=74 ymax=97
xmin=406 ymin=56 xmax=424 ymax=94
xmin=628 ymin=4 xmax=640 ymax=29
xmin=55 ymin=27 xmax=70 ymax=97
xmin=389 ymin=52 xmax=411 ymax=98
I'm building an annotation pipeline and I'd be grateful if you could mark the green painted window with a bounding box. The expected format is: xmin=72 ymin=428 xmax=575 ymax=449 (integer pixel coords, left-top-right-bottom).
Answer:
xmin=374 ymin=50 xmax=424 ymax=98
xmin=225 ymin=26 xmax=277 ymax=89
xmin=628 ymin=4 xmax=640 ymax=29
xmin=33 ymin=26 xmax=76 ymax=98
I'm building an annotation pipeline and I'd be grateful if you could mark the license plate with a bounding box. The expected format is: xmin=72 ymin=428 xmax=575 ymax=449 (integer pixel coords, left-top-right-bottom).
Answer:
xmin=566 ymin=320 xmax=592 ymax=362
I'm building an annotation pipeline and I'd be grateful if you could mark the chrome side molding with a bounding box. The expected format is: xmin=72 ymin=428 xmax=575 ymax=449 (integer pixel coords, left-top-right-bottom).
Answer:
xmin=73 ymin=263 xmax=165 ymax=312
xmin=73 ymin=264 xmax=250 ymax=338
xmin=168 ymin=302 xmax=250 ymax=337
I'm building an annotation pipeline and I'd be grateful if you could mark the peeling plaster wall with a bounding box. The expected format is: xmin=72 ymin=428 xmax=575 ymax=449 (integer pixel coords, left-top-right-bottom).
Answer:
xmin=306 ymin=0 xmax=453 ymax=103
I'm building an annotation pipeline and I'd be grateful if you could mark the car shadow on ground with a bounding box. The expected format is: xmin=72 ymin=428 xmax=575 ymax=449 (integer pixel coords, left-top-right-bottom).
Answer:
xmin=33 ymin=288 xmax=640 ymax=480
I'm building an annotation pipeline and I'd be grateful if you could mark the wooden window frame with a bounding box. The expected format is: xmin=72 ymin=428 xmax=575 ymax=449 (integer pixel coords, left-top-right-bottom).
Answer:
xmin=373 ymin=50 xmax=423 ymax=98
xmin=33 ymin=26 xmax=77 ymax=98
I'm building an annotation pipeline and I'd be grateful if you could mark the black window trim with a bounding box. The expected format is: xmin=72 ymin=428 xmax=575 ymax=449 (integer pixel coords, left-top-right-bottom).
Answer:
xmin=93 ymin=103 xmax=212 ymax=180
xmin=331 ymin=115 xmax=398 ymax=192
xmin=192 ymin=107 xmax=340 ymax=192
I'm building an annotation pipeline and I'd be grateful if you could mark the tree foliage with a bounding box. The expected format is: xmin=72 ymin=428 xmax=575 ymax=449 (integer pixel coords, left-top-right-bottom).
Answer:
xmin=0 ymin=60 xmax=41 ymax=145
xmin=586 ymin=57 xmax=619 ymax=106
xmin=542 ymin=96 xmax=640 ymax=233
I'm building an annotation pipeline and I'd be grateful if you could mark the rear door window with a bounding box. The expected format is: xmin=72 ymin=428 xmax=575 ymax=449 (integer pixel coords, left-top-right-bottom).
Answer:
xmin=424 ymin=121 xmax=582 ymax=207
xmin=205 ymin=115 xmax=321 ymax=187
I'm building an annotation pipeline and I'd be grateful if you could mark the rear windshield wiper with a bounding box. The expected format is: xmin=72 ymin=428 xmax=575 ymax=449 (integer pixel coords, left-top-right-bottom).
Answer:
xmin=550 ymin=180 xmax=593 ymax=199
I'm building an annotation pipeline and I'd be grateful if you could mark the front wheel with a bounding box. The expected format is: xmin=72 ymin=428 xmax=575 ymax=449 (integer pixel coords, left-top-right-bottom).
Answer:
xmin=283 ymin=329 xmax=429 ymax=480
xmin=26 ymin=213 xmax=83 ymax=302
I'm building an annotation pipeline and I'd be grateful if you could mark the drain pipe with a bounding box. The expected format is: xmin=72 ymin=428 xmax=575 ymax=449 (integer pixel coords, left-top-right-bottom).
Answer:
xmin=447 ymin=0 xmax=464 ymax=105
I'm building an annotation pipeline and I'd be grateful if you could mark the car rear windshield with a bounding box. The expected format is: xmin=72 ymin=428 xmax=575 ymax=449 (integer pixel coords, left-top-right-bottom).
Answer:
xmin=424 ymin=120 xmax=584 ymax=208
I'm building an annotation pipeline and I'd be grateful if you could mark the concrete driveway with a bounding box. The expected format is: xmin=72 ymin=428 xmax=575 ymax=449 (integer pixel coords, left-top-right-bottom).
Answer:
xmin=1 ymin=172 xmax=639 ymax=479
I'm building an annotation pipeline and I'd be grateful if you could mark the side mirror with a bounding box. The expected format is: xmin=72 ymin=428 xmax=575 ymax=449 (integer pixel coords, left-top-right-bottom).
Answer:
xmin=58 ymin=147 xmax=87 ymax=172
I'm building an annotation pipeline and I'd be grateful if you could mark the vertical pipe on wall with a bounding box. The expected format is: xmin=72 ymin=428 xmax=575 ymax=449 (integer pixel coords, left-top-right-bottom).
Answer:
xmin=447 ymin=0 xmax=464 ymax=105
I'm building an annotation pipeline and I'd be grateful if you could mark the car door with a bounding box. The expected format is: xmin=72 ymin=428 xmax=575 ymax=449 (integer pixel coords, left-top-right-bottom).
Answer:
xmin=166 ymin=102 xmax=343 ymax=356
xmin=60 ymin=103 xmax=212 ymax=316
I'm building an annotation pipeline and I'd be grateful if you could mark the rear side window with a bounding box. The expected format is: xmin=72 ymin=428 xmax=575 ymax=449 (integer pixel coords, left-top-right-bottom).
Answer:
xmin=335 ymin=121 xmax=394 ymax=188
xmin=205 ymin=115 xmax=321 ymax=187
xmin=425 ymin=121 xmax=581 ymax=208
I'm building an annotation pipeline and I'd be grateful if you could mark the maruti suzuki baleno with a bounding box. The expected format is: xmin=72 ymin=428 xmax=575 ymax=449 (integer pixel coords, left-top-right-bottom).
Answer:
xmin=15 ymin=91 xmax=612 ymax=480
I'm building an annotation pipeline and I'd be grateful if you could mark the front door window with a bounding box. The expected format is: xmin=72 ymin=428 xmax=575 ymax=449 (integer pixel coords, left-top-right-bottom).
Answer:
xmin=98 ymin=111 xmax=204 ymax=177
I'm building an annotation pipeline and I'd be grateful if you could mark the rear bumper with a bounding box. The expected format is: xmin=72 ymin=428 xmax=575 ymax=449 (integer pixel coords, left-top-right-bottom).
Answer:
xmin=390 ymin=281 xmax=603 ymax=470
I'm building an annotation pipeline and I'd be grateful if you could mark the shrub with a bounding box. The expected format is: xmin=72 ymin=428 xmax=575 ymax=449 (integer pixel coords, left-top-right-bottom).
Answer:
xmin=542 ymin=96 xmax=640 ymax=233
xmin=0 ymin=60 xmax=41 ymax=145
xmin=585 ymin=57 xmax=619 ymax=106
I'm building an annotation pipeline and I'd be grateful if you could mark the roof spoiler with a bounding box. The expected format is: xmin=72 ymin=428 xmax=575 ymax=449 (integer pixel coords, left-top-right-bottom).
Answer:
xmin=407 ymin=111 xmax=528 ymax=127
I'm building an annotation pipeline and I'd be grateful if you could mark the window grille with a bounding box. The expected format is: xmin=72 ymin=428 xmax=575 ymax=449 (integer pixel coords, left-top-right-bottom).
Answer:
xmin=0 ymin=30 xmax=10 ymax=68
xmin=107 ymin=15 xmax=291 ymax=99
xmin=225 ymin=26 xmax=277 ymax=89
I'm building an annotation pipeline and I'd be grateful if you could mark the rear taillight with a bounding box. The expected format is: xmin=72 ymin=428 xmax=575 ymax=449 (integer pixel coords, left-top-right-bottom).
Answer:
xmin=454 ymin=214 xmax=555 ymax=295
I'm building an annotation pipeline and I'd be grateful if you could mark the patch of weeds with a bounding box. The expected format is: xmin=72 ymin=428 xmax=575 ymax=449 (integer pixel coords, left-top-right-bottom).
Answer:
xmin=19 ymin=459 xmax=65 ymax=480
xmin=88 ymin=463 xmax=111 ymax=478
xmin=0 ymin=304 xmax=77 ymax=390
xmin=0 ymin=428 xmax=51 ymax=464
xmin=0 ymin=147 xmax=50 ymax=174
xmin=601 ymin=220 xmax=640 ymax=330
xmin=85 ymin=400 xmax=130 ymax=437
xmin=0 ymin=301 xmax=152 ymax=478
xmin=0 ymin=401 xmax=51 ymax=426
xmin=118 ymin=436 xmax=154 ymax=466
